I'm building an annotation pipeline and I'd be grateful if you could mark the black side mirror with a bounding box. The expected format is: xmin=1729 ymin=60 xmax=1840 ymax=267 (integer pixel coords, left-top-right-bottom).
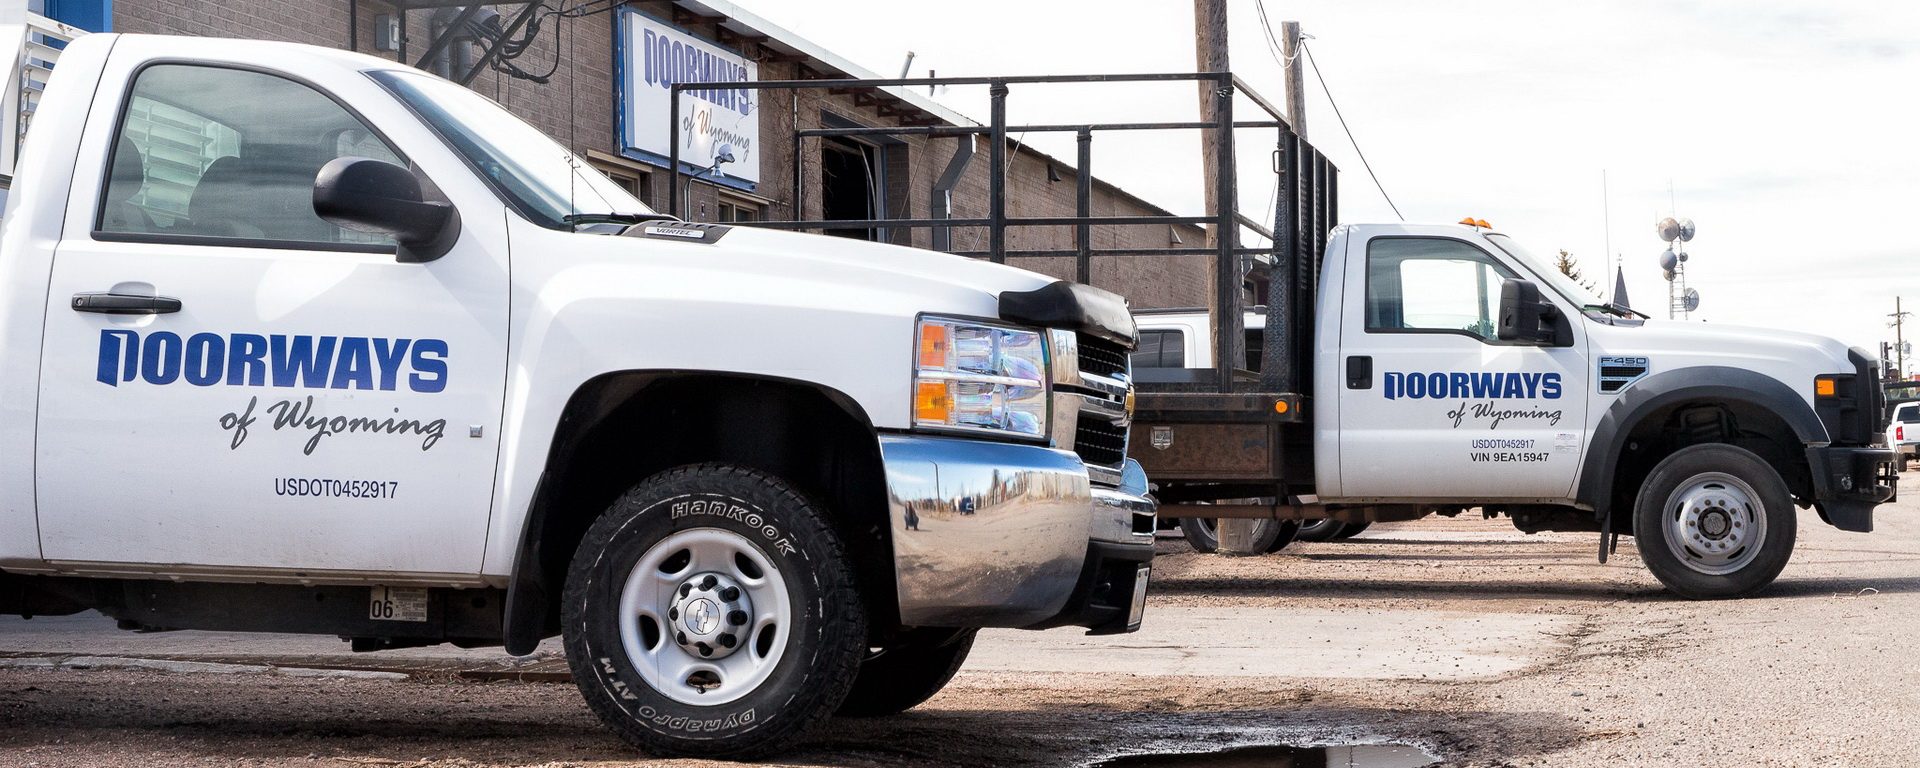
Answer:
xmin=313 ymin=157 xmax=460 ymax=262
xmin=1497 ymin=278 xmax=1565 ymax=345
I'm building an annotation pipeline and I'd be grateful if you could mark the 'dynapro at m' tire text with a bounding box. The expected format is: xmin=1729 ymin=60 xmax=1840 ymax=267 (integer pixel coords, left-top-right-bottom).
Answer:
xmin=561 ymin=464 xmax=866 ymax=758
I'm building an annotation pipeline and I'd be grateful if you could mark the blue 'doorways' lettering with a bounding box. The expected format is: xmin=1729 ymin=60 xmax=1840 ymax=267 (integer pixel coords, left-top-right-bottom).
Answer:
xmin=96 ymin=330 xmax=449 ymax=394
xmin=1384 ymin=370 xmax=1563 ymax=401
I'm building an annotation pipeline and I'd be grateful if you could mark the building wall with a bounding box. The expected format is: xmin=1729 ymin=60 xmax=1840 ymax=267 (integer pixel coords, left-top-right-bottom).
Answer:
xmin=108 ymin=0 xmax=1211 ymax=309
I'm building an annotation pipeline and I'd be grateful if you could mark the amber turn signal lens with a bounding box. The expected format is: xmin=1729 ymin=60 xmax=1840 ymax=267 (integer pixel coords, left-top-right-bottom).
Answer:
xmin=1273 ymin=399 xmax=1290 ymax=414
xmin=1814 ymin=377 xmax=1838 ymax=398
xmin=918 ymin=323 xmax=950 ymax=370
xmin=915 ymin=380 xmax=951 ymax=423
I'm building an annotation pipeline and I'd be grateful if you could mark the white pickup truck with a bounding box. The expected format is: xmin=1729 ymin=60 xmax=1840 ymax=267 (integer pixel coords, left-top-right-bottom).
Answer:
xmin=1133 ymin=222 xmax=1897 ymax=599
xmin=0 ymin=34 xmax=1155 ymax=757
xmin=1888 ymin=401 xmax=1919 ymax=472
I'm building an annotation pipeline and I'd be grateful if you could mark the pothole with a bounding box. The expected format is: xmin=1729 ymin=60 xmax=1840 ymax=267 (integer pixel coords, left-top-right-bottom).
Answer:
xmin=1092 ymin=742 xmax=1438 ymax=767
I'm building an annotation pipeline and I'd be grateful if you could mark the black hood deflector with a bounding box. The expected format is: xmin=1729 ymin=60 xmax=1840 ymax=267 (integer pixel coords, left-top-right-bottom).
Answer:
xmin=999 ymin=281 xmax=1136 ymax=347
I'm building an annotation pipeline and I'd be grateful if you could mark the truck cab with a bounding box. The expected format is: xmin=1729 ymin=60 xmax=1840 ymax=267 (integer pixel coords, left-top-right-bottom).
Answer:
xmin=0 ymin=33 xmax=1154 ymax=758
xmin=1134 ymin=220 xmax=1896 ymax=599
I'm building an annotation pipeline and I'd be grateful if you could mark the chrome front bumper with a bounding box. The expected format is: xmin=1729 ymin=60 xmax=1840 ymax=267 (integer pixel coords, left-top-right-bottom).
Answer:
xmin=879 ymin=434 xmax=1156 ymax=629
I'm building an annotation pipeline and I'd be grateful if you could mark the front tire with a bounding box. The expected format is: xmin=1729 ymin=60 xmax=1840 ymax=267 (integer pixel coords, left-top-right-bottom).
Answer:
xmin=561 ymin=464 xmax=867 ymax=758
xmin=1632 ymin=444 xmax=1796 ymax=599
xmin=835 ymin=627 xmax=977 ymax=717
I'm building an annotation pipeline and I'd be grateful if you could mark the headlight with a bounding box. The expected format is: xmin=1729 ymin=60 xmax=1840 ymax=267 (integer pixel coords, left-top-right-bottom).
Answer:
xmin=914 ymin=317 xmax=1048 ymax=439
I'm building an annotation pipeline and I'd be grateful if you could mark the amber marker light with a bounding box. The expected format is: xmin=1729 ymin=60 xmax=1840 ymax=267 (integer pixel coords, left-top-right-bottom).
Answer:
xmin=1814 ymin=376 xmax=1839 ymax=398
xmin=915 ymin=380 xmax=951 ymax=422
xmin=918 ymin=323 xmax=950 ymax=369
xmin=1274 ymin=399 xmax=1290 ymax=414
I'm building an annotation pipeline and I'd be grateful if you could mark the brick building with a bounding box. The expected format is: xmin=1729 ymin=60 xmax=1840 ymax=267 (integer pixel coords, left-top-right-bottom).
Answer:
xmin=22 ymin=0 xmax=1214 ymax=308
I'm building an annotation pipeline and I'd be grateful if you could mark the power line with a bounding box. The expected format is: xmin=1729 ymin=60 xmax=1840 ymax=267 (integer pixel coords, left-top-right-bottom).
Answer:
xmin=1252 ymin=1 xmax=1297 ymax=69
xmin=1299 ymin=41 xmax=1404 ymax=221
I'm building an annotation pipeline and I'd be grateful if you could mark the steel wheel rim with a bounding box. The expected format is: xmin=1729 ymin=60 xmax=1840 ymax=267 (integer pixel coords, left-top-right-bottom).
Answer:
xmin=1663 ymin=471 xmax=1767 ymax=576
xmin=616 ymin=527 xmax=791 ymax=706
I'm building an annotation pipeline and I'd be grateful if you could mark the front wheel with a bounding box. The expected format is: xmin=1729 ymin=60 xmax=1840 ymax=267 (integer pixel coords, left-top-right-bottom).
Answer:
xmin=561 ymin=464 xmax=867 ymax=758
xmin=836 ymin=627 xmax=977 ymax=717
xmin=1632 ymin=444 xmax=1796 ymax=599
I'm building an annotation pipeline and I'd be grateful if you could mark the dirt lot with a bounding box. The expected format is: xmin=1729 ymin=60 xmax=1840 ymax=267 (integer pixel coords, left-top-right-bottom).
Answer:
xmin=2 ymin=495 xmax=1917 ymax=767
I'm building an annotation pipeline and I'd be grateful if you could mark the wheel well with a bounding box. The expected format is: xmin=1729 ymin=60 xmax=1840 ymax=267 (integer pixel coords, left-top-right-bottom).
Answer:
xmin=503 ymin=372 xmax=893 ymax=654
xmin=1608 ymin=399 xmax=1811 ymax=533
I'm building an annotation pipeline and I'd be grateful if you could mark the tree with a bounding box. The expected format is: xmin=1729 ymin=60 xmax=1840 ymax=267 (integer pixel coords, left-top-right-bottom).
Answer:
xmin=1554 ymin=249 xmax=1598 ymax=292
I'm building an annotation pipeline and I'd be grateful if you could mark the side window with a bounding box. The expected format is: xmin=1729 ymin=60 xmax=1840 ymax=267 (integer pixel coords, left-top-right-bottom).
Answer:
xmin=98 ymin=64 xmax=404 ymax=248
xmin=1366 ymin=238 xmax=1518 ymax=341
xmin=1131 ymin=329 xmax=1187 ymax=369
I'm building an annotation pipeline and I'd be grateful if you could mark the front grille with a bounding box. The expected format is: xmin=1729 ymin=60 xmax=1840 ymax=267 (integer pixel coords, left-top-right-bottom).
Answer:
xmin=1076 ymin=334 xmax=1129 ymax=380
xmin=1075 ymin=416 xmax=1129 ymax=469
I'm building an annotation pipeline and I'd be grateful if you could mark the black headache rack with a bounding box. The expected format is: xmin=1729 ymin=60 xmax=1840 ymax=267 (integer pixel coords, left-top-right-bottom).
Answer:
xmin=667 ymin=72 xmax=1338 ymax=496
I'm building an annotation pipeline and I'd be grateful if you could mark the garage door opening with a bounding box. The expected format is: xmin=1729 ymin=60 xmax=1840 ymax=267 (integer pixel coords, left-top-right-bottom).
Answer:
xmin=821 ymin=136 xmax=880 ymax=240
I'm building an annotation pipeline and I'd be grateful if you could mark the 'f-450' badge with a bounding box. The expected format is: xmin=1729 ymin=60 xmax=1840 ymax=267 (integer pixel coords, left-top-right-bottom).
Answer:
xmin=1150 ymin=426 xmax=1173 ymax=450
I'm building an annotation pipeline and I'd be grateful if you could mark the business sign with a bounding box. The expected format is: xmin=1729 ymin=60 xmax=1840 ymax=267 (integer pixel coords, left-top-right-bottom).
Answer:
xmin=617 ymin=9 xmax=760 ymax=186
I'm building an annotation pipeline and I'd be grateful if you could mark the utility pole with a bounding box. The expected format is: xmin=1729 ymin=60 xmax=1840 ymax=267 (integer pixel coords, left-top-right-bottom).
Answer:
xmin=1281 ymin=20 xmax=1307 ymax=141
xmin=1892 ymin=297 xmax=1910 ymax=380
xmin=1192 ymin=0 xmax=1228 ymax=249
xmin=1192 ymin=0 xmax=1261 ymax=553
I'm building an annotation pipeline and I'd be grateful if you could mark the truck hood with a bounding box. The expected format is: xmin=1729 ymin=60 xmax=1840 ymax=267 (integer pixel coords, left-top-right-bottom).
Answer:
xmin=1600 ymin=318 xmax=1860 ymax=374
xmin=665 ymin=224 xmax=1059 ymax=308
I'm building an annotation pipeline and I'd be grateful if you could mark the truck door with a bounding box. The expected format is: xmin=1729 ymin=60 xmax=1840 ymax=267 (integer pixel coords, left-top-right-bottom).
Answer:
xmin=1335 ymin=234 xmax=1589 ymax=500
xmin=34 ymin=59 xmax=509 ymax=576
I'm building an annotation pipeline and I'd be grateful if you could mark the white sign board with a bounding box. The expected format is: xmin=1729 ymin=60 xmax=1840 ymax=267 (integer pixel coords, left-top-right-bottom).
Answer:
xmin=619 ymin=9 xmax=760 ymax=185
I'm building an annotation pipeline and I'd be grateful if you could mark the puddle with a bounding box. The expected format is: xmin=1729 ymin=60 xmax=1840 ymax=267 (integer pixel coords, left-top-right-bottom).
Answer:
xmin=1094 ymin=743 xmax=1438 ymax=768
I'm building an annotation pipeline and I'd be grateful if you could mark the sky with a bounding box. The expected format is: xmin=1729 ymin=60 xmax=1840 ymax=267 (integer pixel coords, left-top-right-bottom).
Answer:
xmin=733 ymin=0 xmax=1919 ymax=368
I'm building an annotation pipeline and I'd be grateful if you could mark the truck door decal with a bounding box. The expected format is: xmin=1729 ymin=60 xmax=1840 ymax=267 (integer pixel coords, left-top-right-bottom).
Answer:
xmin=96 ymin=329 xmax=447 ymax=392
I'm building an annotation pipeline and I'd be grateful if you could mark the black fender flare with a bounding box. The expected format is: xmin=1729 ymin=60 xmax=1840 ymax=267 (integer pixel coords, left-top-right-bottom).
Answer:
xmin=1576 ymin=366 xmax=1827 ymax=521
xmin=500 ymin=371 xmax=883 ymax=656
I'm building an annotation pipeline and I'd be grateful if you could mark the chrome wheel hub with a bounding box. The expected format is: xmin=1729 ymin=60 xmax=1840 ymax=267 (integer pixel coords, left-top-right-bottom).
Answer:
xmin=668 ymin=571 xmax=752 ymax=660
xmin=1664 ymin=472 xmax=1767 ymax=576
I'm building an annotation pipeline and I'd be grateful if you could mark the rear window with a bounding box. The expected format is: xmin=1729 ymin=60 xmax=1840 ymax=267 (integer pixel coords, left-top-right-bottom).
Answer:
xmin=1897 ymin=404 xmax=1919 ymax=423
xmin=1130 ymin=329 xmax=1186 ymax=369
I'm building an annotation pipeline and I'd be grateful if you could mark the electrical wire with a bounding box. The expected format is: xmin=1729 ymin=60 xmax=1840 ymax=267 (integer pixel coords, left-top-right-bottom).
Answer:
xmin=1252 ymin=0 xmax=1298 ymax=69
xmin=1299 ymin=41 xmax=1404 ymax=221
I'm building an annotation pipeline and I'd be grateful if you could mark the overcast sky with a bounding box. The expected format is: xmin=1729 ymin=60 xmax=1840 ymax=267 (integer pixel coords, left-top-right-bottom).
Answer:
xmin=733 ymin=0 xmax=1918 ymax=366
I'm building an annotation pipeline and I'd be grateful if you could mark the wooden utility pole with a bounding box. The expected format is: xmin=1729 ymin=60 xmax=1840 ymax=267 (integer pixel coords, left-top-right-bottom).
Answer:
xmin=1893 ymin=297 xmax=1910 ymax=380
xmin=1193 ymin=0 xmax=1228 ymax=246
xmin=1192 ymin=0 xmax=1260 ymax=554
xmin=1281 ymin=20 xmax=1307 ymax=141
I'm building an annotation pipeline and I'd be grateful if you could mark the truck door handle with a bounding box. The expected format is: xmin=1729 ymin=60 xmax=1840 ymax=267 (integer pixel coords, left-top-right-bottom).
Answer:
xmin=1346 ymin=355 xmax=1372 ymax=389
xmin=71 ymin=292 xmax=182 ymax=315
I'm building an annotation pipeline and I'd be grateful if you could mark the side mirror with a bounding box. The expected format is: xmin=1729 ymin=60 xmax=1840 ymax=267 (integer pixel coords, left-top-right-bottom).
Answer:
xmin=312 ymin=157 xmax=460 ymax=262
xmin=1497 ymin=278 xmax=1564 ymax=345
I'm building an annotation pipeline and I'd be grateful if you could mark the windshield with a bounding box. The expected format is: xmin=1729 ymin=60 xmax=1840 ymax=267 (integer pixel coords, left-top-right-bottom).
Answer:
xmin=1484 ymin=233 xmax=1612 ymax=310
xmin=369 ymin=70 xmax=652 ymax=228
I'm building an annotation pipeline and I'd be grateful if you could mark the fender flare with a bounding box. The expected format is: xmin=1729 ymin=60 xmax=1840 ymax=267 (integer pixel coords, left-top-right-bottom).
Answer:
xmin=1576 ymin=365 xmax=1827 ymax=520
xmin=500 ymin=370 xmax=883 ymax=656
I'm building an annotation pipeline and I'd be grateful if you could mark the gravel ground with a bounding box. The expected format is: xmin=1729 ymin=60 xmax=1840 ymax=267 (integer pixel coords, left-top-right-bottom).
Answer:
xmin=1 ymin=493 xmax=1916 ymax=767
